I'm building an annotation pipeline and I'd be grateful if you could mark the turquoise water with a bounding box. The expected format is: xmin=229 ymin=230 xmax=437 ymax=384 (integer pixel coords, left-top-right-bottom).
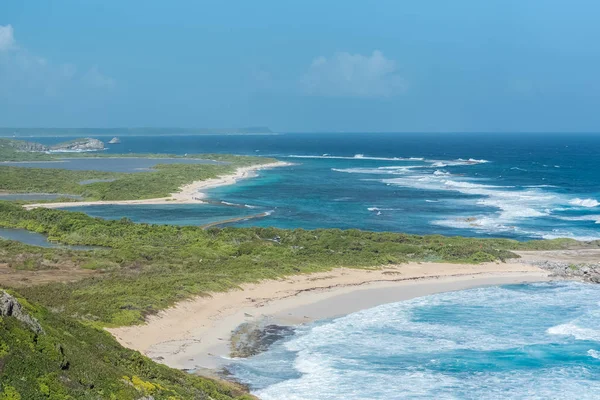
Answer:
xmin=20 ymin=134 xmax=600 ymax=397
xmin=229 ymin=282 xmax=600 ymax=399
xmin=37 ymin=132 xmax=600 ymax=241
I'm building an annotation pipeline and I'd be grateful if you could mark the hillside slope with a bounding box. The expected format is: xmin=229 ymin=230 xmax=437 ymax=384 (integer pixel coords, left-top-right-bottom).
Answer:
xmin=0 ymin=290 xmax=254 ymax=400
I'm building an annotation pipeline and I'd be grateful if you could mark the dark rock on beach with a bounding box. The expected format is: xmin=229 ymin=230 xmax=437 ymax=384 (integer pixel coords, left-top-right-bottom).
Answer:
xmin=230 ymin=321 xmax=295 ymax=358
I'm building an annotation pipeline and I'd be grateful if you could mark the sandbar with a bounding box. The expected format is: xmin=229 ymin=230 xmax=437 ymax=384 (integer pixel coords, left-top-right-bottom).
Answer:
xmin=22 ymin=161 xmax=291 ymax=210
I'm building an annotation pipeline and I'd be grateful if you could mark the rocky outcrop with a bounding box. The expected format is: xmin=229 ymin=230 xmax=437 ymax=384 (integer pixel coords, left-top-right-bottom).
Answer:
xmin=108 ymin=137 xmax=121 ymax=144
xmin=2 ymin=139 xmax=49 ymax=152
xmin=230 ymin=321 xmax=294 ymax=358
xmin=50 ymin=138 xmax=105 ymax=152
xmin=0 ymin=291 xmax=44 ymax=334
xmin=519 ymin=259 xmax=600 ymax=283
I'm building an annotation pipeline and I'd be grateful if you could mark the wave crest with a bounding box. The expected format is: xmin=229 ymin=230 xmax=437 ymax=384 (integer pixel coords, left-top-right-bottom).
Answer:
xmin=547 ymin=323 xmax=600 ymax=342
xmin=570 ymin=198 xmax=600 ymax=208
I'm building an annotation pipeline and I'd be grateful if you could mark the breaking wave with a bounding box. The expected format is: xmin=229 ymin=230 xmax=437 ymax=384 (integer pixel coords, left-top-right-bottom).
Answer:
xmin=570 ymin=198 xmax=600 ymax=208
xmin=231 ymin=282 xmax=600 ymax=400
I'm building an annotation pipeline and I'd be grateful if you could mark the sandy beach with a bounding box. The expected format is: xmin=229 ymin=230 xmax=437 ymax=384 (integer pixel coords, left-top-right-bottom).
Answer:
xmin=22 ymin=161 xmax=291 ymax=210
xmin=107 ymin=261 xmax=549 ymax=371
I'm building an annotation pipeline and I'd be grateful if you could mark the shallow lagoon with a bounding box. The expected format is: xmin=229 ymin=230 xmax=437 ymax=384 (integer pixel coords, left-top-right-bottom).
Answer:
xmin=59 ymin=203 xmax=266 ymax=227
xmin=2 ymin=157 xmax=220 ymax=173
xmin=0 ymin=193 xmax=83 ymax=200
xmin=0 ymin=228 xmax=103 ymax=251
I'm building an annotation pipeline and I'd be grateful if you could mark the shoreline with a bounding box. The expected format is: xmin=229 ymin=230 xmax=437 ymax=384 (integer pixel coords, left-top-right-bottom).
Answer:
xmin=107 ymin=262 xmax=549 ymax=371
xmin=22 ymin=161 xmax=291 ymax=210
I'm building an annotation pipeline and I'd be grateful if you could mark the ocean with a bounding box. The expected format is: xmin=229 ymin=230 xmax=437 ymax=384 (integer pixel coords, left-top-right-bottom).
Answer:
xmin=24 ymin=132 xmax=600 ymax=398
xmin=31 ymin=132 xmax=600 ymax=241
xmin=229 ymin=281 xmax=600 ymax=399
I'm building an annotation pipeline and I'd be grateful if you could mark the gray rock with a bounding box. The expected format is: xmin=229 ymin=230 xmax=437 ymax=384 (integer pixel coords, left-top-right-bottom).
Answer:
xmin=0 ymin=291 xmax=44 ymax=334
xmin=517 ymin=258 xmax=600 ymax=283
xmin=230 ymin=321 xmax=294 ymax=358
xmin=50 ymin=138 xmax=105 ymax=151
xmin=2 ymin=139 xmax=49 ymax=152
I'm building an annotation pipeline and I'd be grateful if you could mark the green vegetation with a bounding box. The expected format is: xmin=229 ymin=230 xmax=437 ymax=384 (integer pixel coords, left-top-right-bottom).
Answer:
xmin=0 ymin=141 xmax=591 ymax=398
xmin=0 ymin=155 xmax=276 ymax=201
xmin=0 ymin=201 xmax=581 ymax=327
xmin=0 ymin=290 xmax=254 ymax=400
xmin=0 ymin=139 xmax=54 ymax=162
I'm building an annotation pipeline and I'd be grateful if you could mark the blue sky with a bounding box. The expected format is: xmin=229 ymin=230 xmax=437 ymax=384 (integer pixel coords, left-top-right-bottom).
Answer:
xmin=1 ymin=0 xmax=599 ymax=132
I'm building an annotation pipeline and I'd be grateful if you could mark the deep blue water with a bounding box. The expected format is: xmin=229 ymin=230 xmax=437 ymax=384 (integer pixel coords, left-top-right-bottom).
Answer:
xmin=22 ymin=134 xmax=600 ymax=397
xmin=229 ymin=282 xmax=600 ymax=400
xmin=30 ymin=132 xmax=600 ymax=240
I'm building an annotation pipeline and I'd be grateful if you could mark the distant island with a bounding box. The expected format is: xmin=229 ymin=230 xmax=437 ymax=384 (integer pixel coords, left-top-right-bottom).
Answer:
xmin=0 ymin=127 xmax=274 ymax=137
xmin=108 ymin=137 xmax=121 ymax=144
xmin=1 ymin=137 xmax=105 ymax=154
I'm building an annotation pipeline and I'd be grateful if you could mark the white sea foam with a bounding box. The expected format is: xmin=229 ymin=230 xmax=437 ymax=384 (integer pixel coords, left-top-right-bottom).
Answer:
xmin=288 ymin=154 xmax=423 ymax=161
xmin=547 ymin=324 xmax=600 ymax=342
xmin=570 ymin=198 xmax=600 ymax=208
xmin=588 ymin=349 xmax=600 ymax=359
xmin=557 ymin=215 xmax=600 ymax=224
xmin=327 ymin=153 xmax=595 ymax=239
xmin=290 ymin=154 xmax=488 ymax=165
xmin=367 ymin=207 xmax=400 ymax=212
xmin=332 ymin=166 xmax=414 ymax=175
xmin=332 ymin=165 xmax=420 ymax=175
xmin=242 ymin=282 xmax=600 ymax=400
xmin=429 ymin=158 xmax=489 ymax=167
xmin=541 ymin=232 xmax=600 ymax=241
xmin=462 ymin=158 xmax=490 ymax=164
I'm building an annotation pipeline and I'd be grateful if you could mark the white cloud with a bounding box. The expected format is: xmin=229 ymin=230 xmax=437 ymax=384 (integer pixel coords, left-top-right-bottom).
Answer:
xmin=0 ymin=24 xmax=115 ymax=98
xmin=0 ymin=24 xmax=16 ymax=51
xmin=302 ymin=50 xmax=406 ymax=97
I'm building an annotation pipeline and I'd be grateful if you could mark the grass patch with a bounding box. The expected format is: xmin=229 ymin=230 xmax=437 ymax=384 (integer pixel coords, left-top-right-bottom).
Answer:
xmin=0 ymin=202 xmax=588 ymax=327
xmin=0 ymin=155 xmax=276 ymax=201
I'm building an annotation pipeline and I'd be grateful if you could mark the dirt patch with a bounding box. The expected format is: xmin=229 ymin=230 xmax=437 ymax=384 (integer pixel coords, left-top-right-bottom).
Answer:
xmin=0 ymin=262 xmax=97 ymax=287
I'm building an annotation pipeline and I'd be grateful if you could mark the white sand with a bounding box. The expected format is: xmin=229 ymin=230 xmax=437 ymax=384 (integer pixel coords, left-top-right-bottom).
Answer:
xmin=107 ymin=262 xmax=549 ymax=370
xmin=23 ymin=161 xmax=291 ymax=210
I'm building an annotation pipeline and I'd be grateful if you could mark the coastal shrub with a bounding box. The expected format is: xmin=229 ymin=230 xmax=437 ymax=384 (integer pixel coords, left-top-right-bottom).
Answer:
xmin=0 ymin=386 xmax=21 ymax=400
xmin=0 ymin=291 xmax=255 ymax=399
xmin=0 ymin=203 xmax=592 ymax=327
xmin=81 ymin=260 xmax=119 ymax=270
xmin=0 ymin=154 xmax=275 ymax=202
